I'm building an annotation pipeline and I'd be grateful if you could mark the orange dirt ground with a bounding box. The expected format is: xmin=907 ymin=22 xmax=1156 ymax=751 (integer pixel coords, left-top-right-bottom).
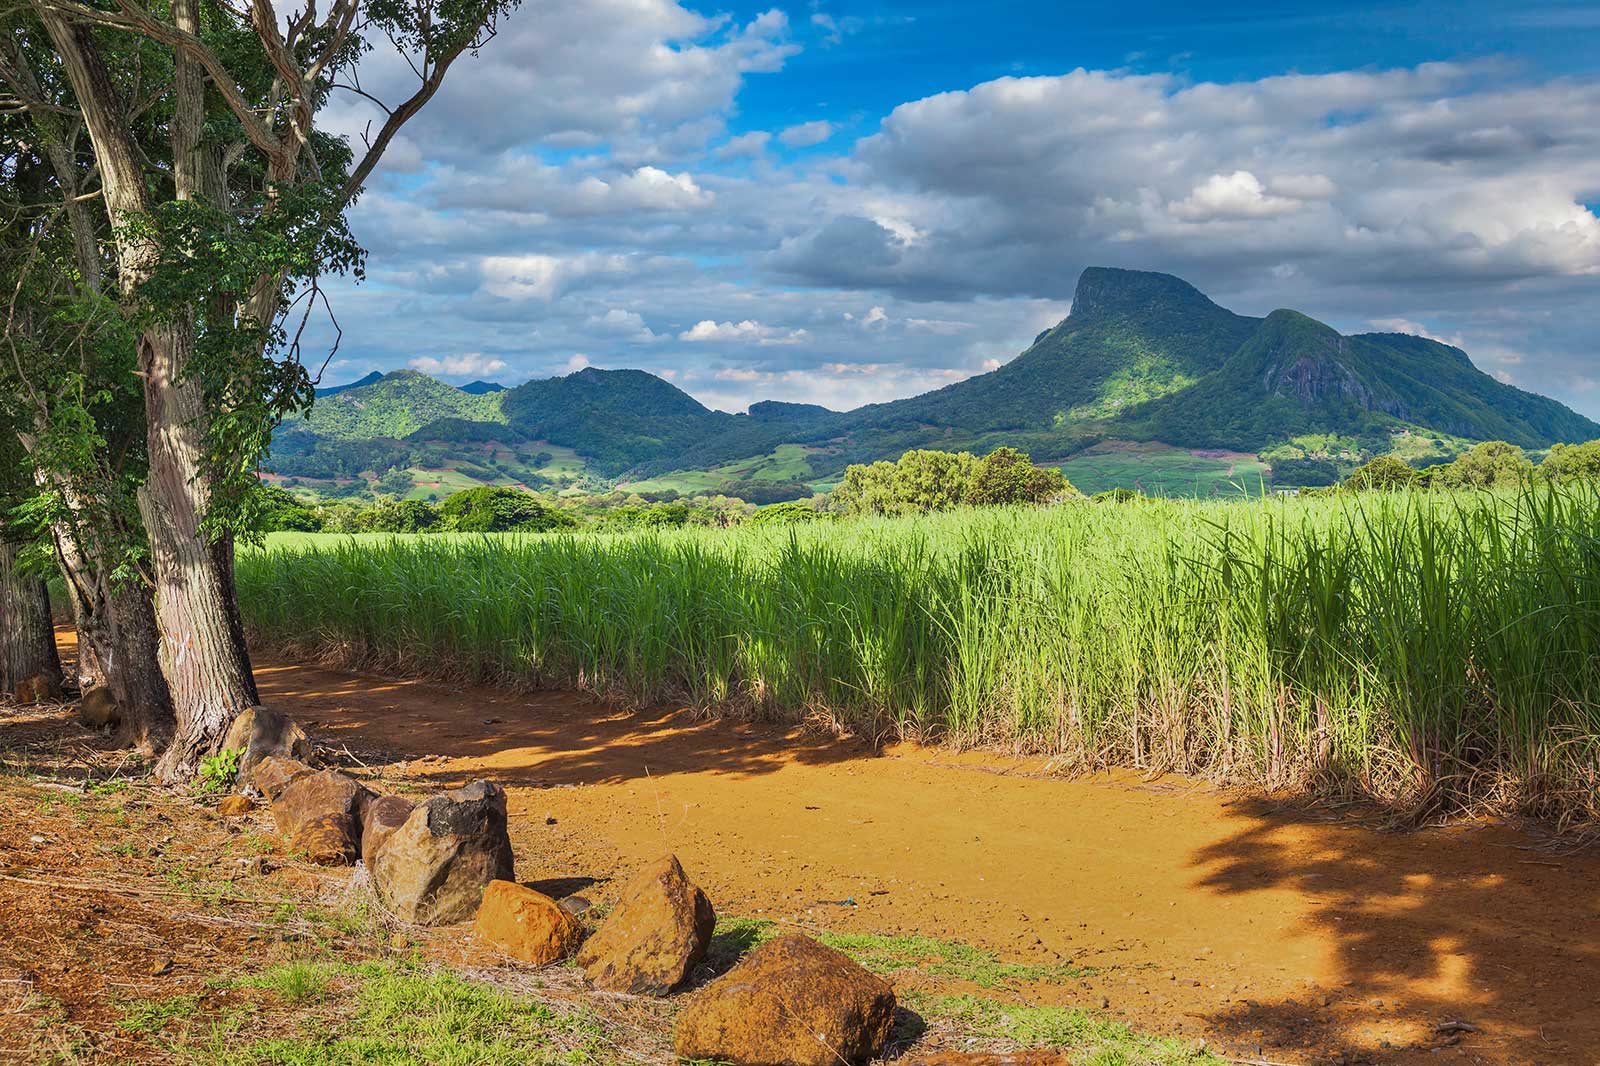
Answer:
xmin=250 ymin=650 xmax=1600 ymax=1066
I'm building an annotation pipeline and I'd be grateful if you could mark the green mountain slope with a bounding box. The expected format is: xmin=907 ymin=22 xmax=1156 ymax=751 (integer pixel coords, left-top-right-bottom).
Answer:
xmin=1117 ymin=309 xmax=1600 ymax=450
xmin=267 ymin=267 xmax=1600 ymax=496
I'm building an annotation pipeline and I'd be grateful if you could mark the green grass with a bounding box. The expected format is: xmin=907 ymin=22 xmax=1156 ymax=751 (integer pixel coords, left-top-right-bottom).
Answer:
xmin=914 ymin=994 xmax=1221 ymax=1065
xmin=1049 ymin=442 xmax=1269 ymax=497
xmin=202 ymin=960 xmax=610 ymax=1065
xmin=239 ymin=483 xmax=1600 ymax=823
xmin=619 ymin=444 xmax=820 ymax=496
xmin=710 ymin=918 xmax=1094 ymax=988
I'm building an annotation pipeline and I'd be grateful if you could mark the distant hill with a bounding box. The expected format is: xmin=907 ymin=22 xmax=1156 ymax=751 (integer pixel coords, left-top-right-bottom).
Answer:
xmin=315 ymin=370 xmax=384 ymax=396
xmin=458 ymin=380 xmax=506 ymax=394
xmin=267 ymin=268 xmax=1600 ymax=497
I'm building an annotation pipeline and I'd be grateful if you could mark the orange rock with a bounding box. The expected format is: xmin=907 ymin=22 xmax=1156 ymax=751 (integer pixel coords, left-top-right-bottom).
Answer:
xmin=251 ymin=755 xmax=314 ymax=803
xmin=360 ymin=794 xmax=414 ymax=868
xmin=674 ymin=935 xmax=896 ymax=1066
xmin=272 ymin=769 xmax=369 ymax=866
xmin=77 ymin=688 xmax=120 ymax=730
xmin=13 ymin=674 xmax=63 ymax=704
xmin=576 ymin=854 xmax=714 ymax=994
xmin=218 ymin=795 xmax=257 ymax=817
xmin=474 ymin=880 xmax=583 ymax=965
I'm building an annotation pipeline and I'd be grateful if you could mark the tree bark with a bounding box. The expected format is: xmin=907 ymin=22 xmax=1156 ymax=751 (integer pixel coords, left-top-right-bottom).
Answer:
xmin=39 ymin=8 xmax=258 ymax=778
xmin=0 ymin=541 xmax=63 ymax=697
xmin=47 ymin=512 xmax=175 ymax=753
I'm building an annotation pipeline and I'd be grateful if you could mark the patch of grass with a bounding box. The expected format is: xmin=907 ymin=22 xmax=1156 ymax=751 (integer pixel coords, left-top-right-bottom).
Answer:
xmin=240 ymin=959 xmax=335 ymax=1005
xmin=204 ymin=959 xmax=612 ymax=1066
xmin=117 ymin=993 xmax=202 ymax=1035
xmin=711 ymin=918 xmax=1093 ymax=988
xmin=914 ymin=994 xmax=1222 ymax=1065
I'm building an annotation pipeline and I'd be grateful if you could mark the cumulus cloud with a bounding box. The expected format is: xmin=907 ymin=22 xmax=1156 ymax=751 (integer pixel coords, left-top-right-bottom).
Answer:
xmin=680 ymin=319 xmax=810 ymax=344
xmin=1169 ymin=171 xmax=1302 ymax=221
xmin=409 ymin=353 xmax=509 ymax=377
xmin=480 ymin=253 xmax=635 ymax=302
xmin=778 ymin=120 xmax=835 ymax=148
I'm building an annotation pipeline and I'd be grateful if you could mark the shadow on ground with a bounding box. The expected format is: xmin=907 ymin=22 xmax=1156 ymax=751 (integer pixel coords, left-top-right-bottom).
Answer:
xmin=1190 ymin=797 xmax=1600 ymax=1062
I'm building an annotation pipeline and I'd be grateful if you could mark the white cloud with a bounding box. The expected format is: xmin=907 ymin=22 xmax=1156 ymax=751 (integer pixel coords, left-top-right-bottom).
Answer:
xmin=409 ymin=352 xmax=509 ymax=377
xmin=566 ymin=354 xmax=592 ymax=372
xmin=480 ymin=253 xmax=634 ymax=302
xmin=680 ymin=319 xmax=810 ymax=344
xmin=714 ymin=130 xmax=772 ymax=159
xmin=779 ymin=120 xmax=835 ymax=148
xmin=585 ymin=308 xmax=661 ymax=342
xmin=1170 ymin=171 xmax=1302 ymax=221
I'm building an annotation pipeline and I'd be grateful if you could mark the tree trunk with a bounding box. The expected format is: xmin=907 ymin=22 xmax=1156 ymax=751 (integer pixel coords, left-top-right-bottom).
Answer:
xmin=49 ymin=521 xmax=175 ymax=753
xmin=140 ymin=321 xmax=258 ymax=781
xmin=0 ymin=541 xmax=63 ymax=697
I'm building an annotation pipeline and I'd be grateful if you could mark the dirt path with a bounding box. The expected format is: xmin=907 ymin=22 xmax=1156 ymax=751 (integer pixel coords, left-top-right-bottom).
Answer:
xmin=255 ymin=652 xmax=1600 ymax=1065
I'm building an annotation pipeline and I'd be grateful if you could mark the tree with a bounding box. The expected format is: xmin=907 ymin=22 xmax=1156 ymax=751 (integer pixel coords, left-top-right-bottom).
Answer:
xmin=9 ymin=0 xmax=517 ymax=778
xmin=1430 ymin=441 xmax=1533 ymax=490
xmin=894 ymin=449 xmax=977 ymax=512
xmin=1542 ymin=440 xmax=1600 ymax=483
xmin=1343 ymin=455 xmax=1417 ymax=492
xmin=0 ymin=53 xmax=175 ymax=746
xmin=829 ymin=461 xmax=900 ymax=516
xmin=965 ymin=447 xmax=1072 ymax=506
xmin=0 ymin=436 xmax=63 ymax=698
xmin=440 ymin=487 xmax=574 ymax=533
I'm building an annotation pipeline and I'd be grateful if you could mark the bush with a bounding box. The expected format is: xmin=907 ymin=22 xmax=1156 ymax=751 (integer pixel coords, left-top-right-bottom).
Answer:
xmin=252 ymin=486 xmax=323 ymax=533
xmin=745 ymin=501 xmax=824 ymax=526
xmin=1343 ymin=456 xmax=1417 ymax=492
xmin=362 ymin=500 xmax=441 ymax=533
xmin=1542 ymin=440 xmax=1600 ymax=483
xmin=439 ymin=487 xmax=576 ymax=533
xmin=831 ymin=446 xmax=1073 ymax=516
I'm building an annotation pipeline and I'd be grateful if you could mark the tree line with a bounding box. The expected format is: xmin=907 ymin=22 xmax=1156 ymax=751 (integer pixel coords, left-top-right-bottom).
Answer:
xmin=1 ymin=0 xmax=516 ymax=780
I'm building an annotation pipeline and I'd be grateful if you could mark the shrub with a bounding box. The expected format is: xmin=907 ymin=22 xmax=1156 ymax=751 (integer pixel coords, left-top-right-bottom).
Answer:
xmin=1542 ymin=439 xmax=1600 ymax=483
xmin=1343 ymin=456 xmax=1416 ymax=492
xmin=439 ymin=487 xmax=575 ymax=533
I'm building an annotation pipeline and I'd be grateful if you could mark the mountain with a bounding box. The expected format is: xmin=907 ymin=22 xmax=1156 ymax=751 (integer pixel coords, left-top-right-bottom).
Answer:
xmin=267 ymin=268 xmax=1600 ymax=497
xmin=315 ymin=370 xmax=384 ymax=396
xmin=458 ymin=380 xmax=506 ymax=394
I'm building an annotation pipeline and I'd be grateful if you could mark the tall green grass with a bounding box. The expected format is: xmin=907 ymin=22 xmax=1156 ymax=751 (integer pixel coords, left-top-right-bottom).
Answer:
xmin=237 ymin=484 xmax=1600 ymax=823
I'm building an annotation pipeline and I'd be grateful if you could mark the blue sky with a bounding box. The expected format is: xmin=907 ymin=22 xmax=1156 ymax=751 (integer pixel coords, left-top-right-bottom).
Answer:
xmin=312 ymin=0 xmax=1600 ymax=418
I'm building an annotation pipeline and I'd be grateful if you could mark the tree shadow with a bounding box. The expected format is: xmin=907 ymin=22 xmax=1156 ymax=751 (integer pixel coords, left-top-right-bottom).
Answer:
xmin=1189 ymin=796 xmax=1600 ymax=1062
xmin=252 ymin=653 xmax=874 ymax=791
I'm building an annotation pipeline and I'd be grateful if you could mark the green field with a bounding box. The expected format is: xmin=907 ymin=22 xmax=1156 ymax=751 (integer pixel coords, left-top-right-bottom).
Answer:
xmin=618 ymin=444 xmax=820 ymax=495
xmin=1050 ymin=441 xmax=1271 ymax=496
xmin=241 ymin=484 xmax=1600 ymax=824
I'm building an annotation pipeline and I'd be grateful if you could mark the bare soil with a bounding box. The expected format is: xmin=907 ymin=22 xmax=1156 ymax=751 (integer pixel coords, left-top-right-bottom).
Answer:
xmin=253 ymin=651 xmax=1600 ymax=1065
xmin=3 ymin=630 xmax=1597 ymax=1064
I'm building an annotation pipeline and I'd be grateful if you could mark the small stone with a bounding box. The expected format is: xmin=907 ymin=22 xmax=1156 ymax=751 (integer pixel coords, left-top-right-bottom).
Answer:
xmin=218 ymin=795 xmax=256 ymax=817
xmin=673 ymin=936 xmax=895 ymax=1066
xmin=473 ymin=880 xmax=584 ymax=965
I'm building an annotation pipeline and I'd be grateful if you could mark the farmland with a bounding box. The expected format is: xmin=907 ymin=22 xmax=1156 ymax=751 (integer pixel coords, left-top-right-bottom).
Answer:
xmin=239 ymin=482 xmax=1600 ymax=823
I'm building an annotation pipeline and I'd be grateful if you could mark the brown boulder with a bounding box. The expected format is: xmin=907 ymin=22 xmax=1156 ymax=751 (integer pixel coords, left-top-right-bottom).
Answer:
xmin=370 ymin=780 xmax=514 ymax=925
xmin=271 ymin=769 xmax=369 ymax=866
xmin=251 ymin=755 xmax=315 ymax=803
xmin=218 ymin=795 xmax=257 ymax=817
xmin=77 ymin=688 xmax=120 ymax=730
xmin=224 ymin=707 xmax=314 ymax=786
xmin=576 ymin=854 xmax=715 ymax=994
xmin=903 ymin=1054 xmax=1065 ymax=1066
xmin=473 ymin=880 xmax=584 ymax=965
xmin=674 ymin=935 xmax=896 ymax=1066
xmin=13 ymin=674 xmax=63 ymax=704
xmin=361 ymin=794 xmax=415 ymax=868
